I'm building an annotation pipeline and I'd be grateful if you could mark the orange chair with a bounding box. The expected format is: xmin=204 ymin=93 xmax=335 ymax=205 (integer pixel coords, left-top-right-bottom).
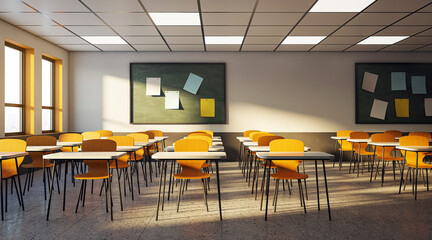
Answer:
xmin=243 ymin=132 xmax=272 ymax=177
xmin=349 ymin=131 xmax=374 ymax=175
xmin=264 ymin=139 xmax=308 ymax=213
xmin=244 ymin=130 xmax=260 ymax=138
xmin=96 ymin=130 xmax=113 ymax=138
xmin=148 ymin=130 xmax=163 ymax=137
xmin=188 ymin=132 xmax=212 ymax=138
xmin=127 ymin=133 xmax=151 ymax=186
xmin=399 ymin=136 xmax=432 ymax=196
xmin=59 ymin=133 xmax=83 ymax=152
xmin=334 ymin=130 xmax=354 ymax=169
xmin=187 ymin=135 xmax=213 ymax=170
xmin=107 ymin=136 xmax=133 ymax=196
xmin=409 ymin=132 xmax=431 ymax=139
xmin=0 ymin=139 xmax=27 ymax=213
xmin=199 ymin=130 xmax=214 ymax=137
xmin=82 ymin=131 xmax=101 ymax=140
xmin=174 ymin=139 xmax=210 ymax=212
xmin=384 ymin=130 xmax=402 ymax=138
xmin=370 ymin=133 xmax=404 ymax=185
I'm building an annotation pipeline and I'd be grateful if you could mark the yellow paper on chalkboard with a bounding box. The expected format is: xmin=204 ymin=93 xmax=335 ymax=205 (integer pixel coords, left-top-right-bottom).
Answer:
xmin=201 ymin=99 xmax=215 ymax=117
xmin=395 ymin=99 xmax=409 ymax=117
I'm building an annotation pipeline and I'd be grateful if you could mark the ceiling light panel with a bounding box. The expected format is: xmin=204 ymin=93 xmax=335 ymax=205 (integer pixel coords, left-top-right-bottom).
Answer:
xmin=149 ymin=13 xmax=200 ymax=25
xmin=205 ymin=36 xmax=244 ymax=44
xmin=82 ymin=36 xmax=127 ymax=45
xmin=357 ymin=36 xmax=409 ymax=45
xmin=282 ymin=36 xmax=326 ymax=44
xmin=310 ymin=0 xmax=376 ymax=12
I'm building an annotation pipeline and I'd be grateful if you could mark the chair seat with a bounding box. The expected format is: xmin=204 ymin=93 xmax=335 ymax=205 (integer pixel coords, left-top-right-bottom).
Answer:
xmin=271 ymin=171 xmax=308 ymax=180
xmin=202 ymin=163 xmax=210 ymax=168
xmin=405 ymin=162 xmax=432 ymax=169
xmin=74 ymin=172 xmax=112 ymax=180
xmin=174 ymin=172 xmax=210 ymax=180
xmin=1 ymin=169 xmax=17 ymax=179
xmin=357 ymin=152 xmax=375 ymax=156
xmin=376 ymin=156 xmax=404 ymax=161
xmin=21 ymin=161 xmax=54 ymax=169
xmin=109 ymin=161 xmax=130 ymax=169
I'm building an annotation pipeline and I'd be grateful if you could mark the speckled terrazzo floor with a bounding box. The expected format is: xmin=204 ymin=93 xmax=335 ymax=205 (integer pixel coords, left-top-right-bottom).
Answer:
xmin=1 ymin=160 xmax=431 ymax=240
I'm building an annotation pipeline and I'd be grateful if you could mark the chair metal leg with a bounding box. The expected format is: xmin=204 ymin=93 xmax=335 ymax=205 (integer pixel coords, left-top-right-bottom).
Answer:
xmin=202 ymin=179 xmax=209 ymax=212
xmin=177 ymin=179 xmax=183 ymax=212
xmin=75 ymin=181 xmax=84 ymax=213
xmin=274 ymin=179 xmax=279 ymax=212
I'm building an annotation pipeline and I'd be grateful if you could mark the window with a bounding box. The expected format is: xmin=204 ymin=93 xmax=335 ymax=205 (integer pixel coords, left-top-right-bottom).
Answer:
xmin=4 ymin=43 xmax=24 ymax=135
xmin=42 ymin=57 xmax=54 ymax=132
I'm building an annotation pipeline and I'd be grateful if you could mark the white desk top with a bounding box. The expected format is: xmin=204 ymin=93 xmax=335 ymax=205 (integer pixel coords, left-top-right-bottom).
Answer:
xmin=152 ymin=152 xmax=226 ymax=160
xmin=26 ymin=146 xmax=63 ymax=152
xmin=237 ymin=137 xmax=252 ymax=142
xmin=243 ymin=142 xmax=258 ymax=147
xmin=249 ymin=146 xmax=311 ymax=152
xmin=0 ymin=152 xmax=28 ymax=160
xmin=368 ymin=142 xmax=399 ymax=147
xmin=396 ymin=146 xmax=432 ymax=152
xmin=155 ymin=136 xmax=168 ymax=140
xmin=43 ymin=152 xmax=127 ymax=160
xmin=331 ymin=136 xmax=349 ymax=140
xmin=135 ymin=141 xmax=156 ymax=147
xmin=256 ymin=152 xmax=334 ymax=160
xmin=116 ymin=146 xmax=142 ymax=152
xmin=347 ymin=138 xmax=371 ymax=143
xmin=57 ymin=141 xmax=82 ymax=147
xmin=164 ymin=146 xmax=224 ymax=152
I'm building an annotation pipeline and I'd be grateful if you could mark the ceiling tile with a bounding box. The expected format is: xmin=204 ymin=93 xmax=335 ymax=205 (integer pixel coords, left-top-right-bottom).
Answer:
xmin=380 ymin=44 xmax=424 ymax=51
xmin=122 ymin=36 xmax=165 ymax=44
xmin=0 ymin=0 xmax=35 ymax=12
xmin=202 ymin=13 xmax=251 ymax=26
xmin=58 ymin=44 xmax=100 ymax=51
xmin=81 ymin=0 xmax=144 ymax=12
xmin=241 ymin=45 xmax=278 ymax=51
xmin=165 ymin=37 xmax=203 ymax=44
xmin=201 ymin=0 xmax=255 ymax=12
xmin=43 ymin=36 xmax=88 ymax=45
xmin=0 ymin=13 xmax=54 ymax=25
xmin=251 ymin=13 xmax=303 ymax=25
xmin=277 ymin=45 xmax=314 ymax=51
xmin=134 ymin=44 xmax=170 ymax=51
xmin=299 ymin=13 xmax=355 ymax=26
xmin=20 ymin=25 xmax=74 ymax=36
xmin=398 ymin=36 xmax=432 ymax=44
xmin=415 ymin=45 xmax=432 ymax=51
xmin=206 ymin=45 xmax=240 ymax=51
xmin=256 ymin=0 xmax=316 ymax=12
xmin=417 ymin=27 xmax=432 ymax=36
xmin=247 ymin=26 xmax=292 ymax=36
xmin=158 ymin=26 xmax=201 ymax=36
xmin=97 ymin=13 xmax=152 ymax=26
xmin=311 ymin=44 xmax=351 ymax=51
xmin=140 ymin=0 xmax=197 ymax=12
xmin=290 ymin=26 xmax=338 ymax=36
xmin=365 ymin=0 xmax=432 ymax=13
xmin=347 ymin=13 xmax=408 ymax=26
xmin=395 ymin=13 xmax=432 ymax=26
xmin=345 ymin=45 xmax=387 ymax=51
xmin=333 ymin=26 xmax=384 ymax=36
xmin=111 ymin=26 xmax=158 ymax=36
xmin=204 ymin=26 xmax=247 ymax=35
xmin=243 ymin=36 xmax=284 ymax=44
xmin=45 ymin=13 xmax=104 ymax=26
xmin=320 ymin=36 xmax=365 ymax=44
xmin=375 ymin=26 xmax=430 ymax=36
xmin=170 ymin=45 xmax=204 ymax=51
xmin=67 ymin=25 xmax=115 ymax=35
xmin=23 ymin=0 xmax=89 ymax=12
xmin=96 ymin=44 xmax=135 ymax=51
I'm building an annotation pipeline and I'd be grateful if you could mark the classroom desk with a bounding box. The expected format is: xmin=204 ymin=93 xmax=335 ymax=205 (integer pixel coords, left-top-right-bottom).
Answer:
xmin=256 ymin=152 xmax=334 ymax=221
xmin=56 ymin=141 xmax=82 ymax=151
xmin=368 ymin=142 xmax=400 ymax=185
xmin=43 ymin=152 xmax=127 ymax=221
xmin=396 ymin=146 xmax=432 ymax=200
xmin=330 ymin=136 xmax=349 ymax=169
xmin=151 ymin=152 xmax=226 ymax=221
xmin=164 ymin=146 xmax=224 ymax=152
xmin=0 ymin=152 xmax=27 ymax=221
xmin=347 ymin=138 xmax=372 ymax=176
xmin=248 ymin=146 xmax=311 ymax=152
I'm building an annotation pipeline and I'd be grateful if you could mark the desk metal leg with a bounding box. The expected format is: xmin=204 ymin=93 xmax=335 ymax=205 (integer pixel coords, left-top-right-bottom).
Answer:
xmin=114 ymin=159 xmax=123 ymax=211
xmin=265 ymin=161 xmax=271 ymax=221
xmin=415 ymin=152 xmax=418 ymax=200
xmin=155 ymin=160 xmax=166 ymax=221
xmin=315 ymin=160 xmax=320 ymax=211
xmin=322 ymin=160 xmax=332 ymax=221
xmin=43 ymin=158 xmax=46 ymax=200
xmin=1 ymin=160 xmax=3 ymax=221
xmin=107 ymin=161 xmax=113 ymax=221
xmin=167 ymin=161 xmax=174 ymax=201
xmin=14 ymin=158 xmax=24 ymax=211
xmin=46 ymin=161 xmax=57 ymax=221
xmin=215 ymin=161 xmax=222 ymax=221
xmin=238 ymin=142 xmax=243 ymax=168
xmin=62 ymin=161 xmax=69 ymax=211
xmin=162 ymin=162 xmax=168 ymax=210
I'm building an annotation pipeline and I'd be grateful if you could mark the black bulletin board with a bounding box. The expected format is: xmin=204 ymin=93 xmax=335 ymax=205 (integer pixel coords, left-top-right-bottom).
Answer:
xmin=355 ymin=63 xmax=432 ymax=124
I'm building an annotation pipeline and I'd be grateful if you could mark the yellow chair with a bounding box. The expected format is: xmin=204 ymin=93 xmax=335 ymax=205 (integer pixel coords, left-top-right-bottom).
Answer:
xmin=409 ymin=132 xmax=431 ymax=139
xmin=399 ymin=136 xmax=432 ymax=195
xmin=244 ymin=130 xmax=260 ymax=137
xmin=187 ymin=135 xmax=212 ymax=169
xmin=334 ymin=130 xmax=354 ymax=169
xmin=199 ymin=130 xmax=213 ymax=137
xmin=370 ymin=133 xmax=404 ymax=185
xmin=264 ymin=139 xmax=308 ymax=213
xmin=384 ymin=130 xmax=402 ymax=138
xmin=127 ymin=133 xmax=151 ymax=186
xmin=96 ymin=130 xmax=113 ymax=138
xmin=82 ymin=131 xmax=101 ymax=140
xmin=174 ymin=139 xmax=210 ymax=212
xmin=59 ymin=133 xmax=83 ymax=152
xmin=148 ymin=130 xmax=163 ymax=137
xmin=0 ymin=139 xmax=26 ymax=213
xmin=188 ymin=132 xmax=212 ymax=138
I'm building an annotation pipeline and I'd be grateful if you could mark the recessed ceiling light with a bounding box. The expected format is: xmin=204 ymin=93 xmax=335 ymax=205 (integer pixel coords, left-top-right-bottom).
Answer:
xmin=82 ymin=36 xmax=127 ymax=45
xmin=205 ymin=36 xmax=244 ymax=44
xmin=282 ymin=36 xmax=326 ymax=44
xmin=357 ymin=36 xmax=409 ymax=45
xmin=310 ymin=0 xmax=376 ymax=12
xmin=149 ymin=13 xmax=200 ymax=25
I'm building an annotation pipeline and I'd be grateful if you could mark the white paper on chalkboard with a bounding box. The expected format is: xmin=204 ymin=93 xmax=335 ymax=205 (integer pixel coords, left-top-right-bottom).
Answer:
xmin=362 ymin=72 xmax=378 ymax=93
xmin=370 ymin=99 xmax=388 ymax=120
xmin=165 ymin=91 xmax=179 ymax=109
xmin=146 ymin=77 xmax=161 ymax=96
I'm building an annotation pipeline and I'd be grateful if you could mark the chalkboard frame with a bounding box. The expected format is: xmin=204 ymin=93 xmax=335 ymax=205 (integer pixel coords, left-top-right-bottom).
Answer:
xmin=130 ymin=62 xmax=226 ymax=124
xmin=355 ymin=62 xmax=432 ymax=124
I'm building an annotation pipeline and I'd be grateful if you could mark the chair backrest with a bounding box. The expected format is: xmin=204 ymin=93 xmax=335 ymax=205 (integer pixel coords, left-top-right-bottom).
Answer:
xmin=257 ymin=135 xmax=284 ymax=146
xmin=26 ymin=135 xmax=57 ymax=146
xmin=138 ymin=131 xmax=154 ymax=139
xmin=252 ymin=132 xmax=274 ymax=142
xmin=148 ymin=130 xmax=163 ymax=137
xmin=384 ymin=130 xmax=402 ymax=138
xmin=59 ymin=133 xmax=83 ymax=142
xmin=399 ymin=136 xmax=429 ymax=166
xmin=371 ymin=133 xmax=396 ymax=159
xmin=187 ymin=135 xmax=212 ymax=147
xmin=81 ymin=139 xmax=117 ymax=176
xmin=336 ymin=130 xmax=354 ymax=151
xmin=188 ymin=132 xmax=212 ymax=138
xmin=127 ymin=133 xmax=149 ymax=142
xmin=350 ymin=131 xmax=370 ymax=153
xmin=82 ymin=131 xmax=101 ymax=140
xmin=249 ymin=131 xmax=263 ymax=140
xmin=174 ymin=139 xmax=208 ymax=171
xmin=244 ymin=130 xmax=260 ymax=137
xmin=96 ymin=130 xmax=113 ymax=137
xmin=269 ymin=139 xmax=304 ymax=172
xmin=409 ymin=132 xmax=431 ymax=139
xmin=199 ymin=130 xmax=213 ymax=137
xmin=0 ymin=139 xmax=27 ymax=177
xmin=107 ymin=136 xmax=134 ymax=146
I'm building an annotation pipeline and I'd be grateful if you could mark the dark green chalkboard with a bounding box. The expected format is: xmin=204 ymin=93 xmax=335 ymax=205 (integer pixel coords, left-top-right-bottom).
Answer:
xmin=130 ymin=63 xmax=226 ymax=124
xmin=355 ymin=63 xmax=432 ymax=124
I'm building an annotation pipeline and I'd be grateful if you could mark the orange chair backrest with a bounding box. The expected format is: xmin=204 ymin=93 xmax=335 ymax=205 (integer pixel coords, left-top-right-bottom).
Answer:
xmin=0 ymin=139 xmax=27 ymax=177
xmin=384 ymin=130 xmax=402 ymax=138
xmin=258 ymin=135 xmax=284 ymax=146
xmin=187 ymin=136 xmax=212 ymax=147
xmin=107 ymin=136 xmax=134 ymax=162
xmin=138 ymin=131 xmax=155 ymax=139
xmin=148 ymin=130 xmax=163 ymax=137
xmin=337 ymin=130 xmax=354 ymax=151
xmin=249 ymin=131 xmax=264 ymax=140
xmin=269 ymin=139 xmax=304 ymax=172
xmin=81 ymin=139 xmax=117 ymax=176
xmin=409 ymin=132 xmax=431 ymax=139
xmin=199 ymin=130 xmax=213 ymax=137
xmin=96 ymin=130 xmax=113 ymax=137
xmin=371 ymin=133 xmax=396 ymax=159
xmin=252 ymin=132 xmax=274 ymax=142
xmin=174 ymin=139 xmax=208 ymax=171
xmin=127 ymin=133 xmax=149 ymax=142
xmin=244 ymin=130 xmax=260 ymax=137
xmin=59 ymin=133 xmax=83 ymax=152
xmin=82 ymin=131 xmax=101 ymax=140
xmin=400 ymin=136 xmax=429 ymax=166
xmin=188 ymin=132 xmax=212 ymax=138
xmin=26 ymin=136 xmax=57 ymax=166
xmin=350 ymin=131 xmax=369 ymax=153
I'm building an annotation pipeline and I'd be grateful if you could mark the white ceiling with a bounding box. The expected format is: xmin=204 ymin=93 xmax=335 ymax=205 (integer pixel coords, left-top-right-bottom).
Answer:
xmin=0 ymin=0 xmax=431 ymax=52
